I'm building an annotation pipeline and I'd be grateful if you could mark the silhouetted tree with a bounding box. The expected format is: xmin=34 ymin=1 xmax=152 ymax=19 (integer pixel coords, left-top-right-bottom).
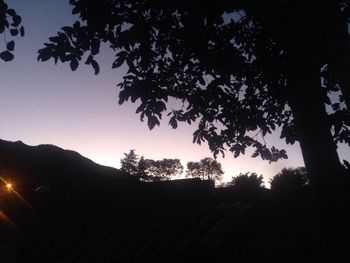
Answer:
xmin=36 ymin=2 xmax=350 ymax=260
xmin=186 ymin=162 xmax=201 ymax=178
xmin=120 ymin=150 xmax=139 ymax=176
xmin=122 ymin=153 xmax=183 ymax=181
xmin=228 ymin=172 xmax=265 ymax=190
xmin=37 ymin=1 xmax=350 ymax=193
xmin=136 ymin=156 xmax=149 ymax=181
xmin=225 ymin=172 xmax=265 ymax=202
xmin=0 ymin=0 xmax=24 ymax=62
xmin=138 ymin=158 xmax=183 ymax=182
xmin=270 ymin=167 xmax=309 ymax=195
xmin=186 ymin=157 xmax=223 ymax=183
xmin=158 ymin=158 xmax=183 ymax=179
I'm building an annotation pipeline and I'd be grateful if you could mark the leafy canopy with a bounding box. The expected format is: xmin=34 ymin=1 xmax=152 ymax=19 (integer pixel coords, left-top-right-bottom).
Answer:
xmin=270 ymin=167 xmax=309 ymax=193
xmin=121 ymin=150 xmax=183 ymax=181
xmin=120 ymin=149 xmax=139 ymax=176
xmin=228 ymin=172 xmax=265 ymax=189
xmin=0 ymin=0 xmax=24 ymax=62
xmin=186 ymin=157 xmax=224 ymax=182
xmin=138 ymin=157 xmax=183 ymax=181
xmin=37 ymin=0 xmax=350 ymax=162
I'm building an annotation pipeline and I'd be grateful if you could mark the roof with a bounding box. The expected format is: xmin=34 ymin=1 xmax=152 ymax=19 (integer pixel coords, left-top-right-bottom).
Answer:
xmin=61 ymin=201 xmax=251 ymax=263
xmin=1 ymin=178 xmax=322 ymax=262
xmin=58 ymin=179 xmax=323 ymax=263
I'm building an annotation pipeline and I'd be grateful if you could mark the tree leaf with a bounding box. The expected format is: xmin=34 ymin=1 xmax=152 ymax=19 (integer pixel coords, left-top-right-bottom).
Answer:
xmin=91 ymin=59 xmax=100 ymax=75
xmin=251 ymin=151 xmax=259 ymax=158
xmin=6 ymin=40 xmax=15 ymax=51
xmin=169 ymin=116 xmax=178 ymax=129
xmin=6 ymin=9 xmax=16 ymax=16
xmin=10 ymin=29 xmax=18 ymax=36
xmin=62 ymin=26 xmax=73 ymax=34
xmin=12 ymin=15 xmax=22 ymax=26
xmin=112 ymin=52 xmax=127 ymax=68
xmin=49 ymin=36 xmax=61 ymax=43
xmin=85 ymin=55 xmax=93 ymax=65
xmin=20 ymin=26 xmax=25 ymax=37
xmin=148 ymin=115 xmax=160 ymax=130
xmin=72 ymin=7 xmax=80 ymax=15
xmin=0 ymin=51 xmax=14 ymax=62
xmin=70 ymin=58 xmax=79 ymax=71
xmin=279 ymin=149 xmax=288 ymax=159
xmin=37 ymin=48 xmax=53 ymax=62
xmin=91 ymin=38 xmax=100 ymax=55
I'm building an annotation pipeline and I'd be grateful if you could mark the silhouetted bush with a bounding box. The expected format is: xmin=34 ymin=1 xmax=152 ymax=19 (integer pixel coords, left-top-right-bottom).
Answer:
xmin=228 ymin=172 xmax=265 ymax=190
xmin=221 ymin=173 xmax=266 ymax=202
xmin=270 ymin=167 xmax=309 ymax=196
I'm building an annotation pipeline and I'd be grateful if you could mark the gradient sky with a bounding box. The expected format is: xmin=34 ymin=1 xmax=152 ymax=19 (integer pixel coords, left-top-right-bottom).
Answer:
xmin=1 ymin=0 xmax=328 ymax=185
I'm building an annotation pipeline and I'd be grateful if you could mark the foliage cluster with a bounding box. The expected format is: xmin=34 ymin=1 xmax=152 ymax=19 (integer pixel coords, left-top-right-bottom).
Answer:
xmin=121 ymin=150 xmax=225 ymax=183
xmin=228 ymin=172 xmax=265 ymax=189
xmin=270 ymin=167 xmax=309 ymax=194
xmin=186 ymin=157 xmax=224 ymax=182
xmin=0 ymin=0 xmax=24 ymax=62
xmin=121 ymin=150 xmax=311 ymax=194
xmin=120 ymin=150 xmax=183 ymax=182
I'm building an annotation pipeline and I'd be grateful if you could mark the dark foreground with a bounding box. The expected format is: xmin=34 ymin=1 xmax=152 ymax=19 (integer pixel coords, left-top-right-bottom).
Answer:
xmin=1 ymin=178 xmax=327 ymax=263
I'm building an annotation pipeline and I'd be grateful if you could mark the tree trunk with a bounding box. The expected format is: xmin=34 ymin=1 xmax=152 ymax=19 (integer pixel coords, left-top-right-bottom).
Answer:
xmin=286 ymin=2 xmax=350 ymax=262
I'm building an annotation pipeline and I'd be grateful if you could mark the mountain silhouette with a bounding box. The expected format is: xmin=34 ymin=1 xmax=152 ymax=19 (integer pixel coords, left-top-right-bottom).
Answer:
xmin=0 ymin=139 xmax=140 ymax=261
xmin=0 ymin=139 xmax=138 ymax=206
xmin=0 ymin=139 xmax=222 ymax=263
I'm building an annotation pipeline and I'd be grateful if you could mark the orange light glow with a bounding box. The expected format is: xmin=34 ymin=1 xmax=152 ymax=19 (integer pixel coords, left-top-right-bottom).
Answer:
xmin=1 ymin=176 xmax=33 ymax=211
xmin=6 ymin=183 xmax=13 ymax=191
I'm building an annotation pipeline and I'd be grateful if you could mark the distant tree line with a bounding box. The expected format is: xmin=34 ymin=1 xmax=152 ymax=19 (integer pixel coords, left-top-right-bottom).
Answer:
xmin=120 ymin=150 xmax=224 ymax=183
xmin=120 ymin=150 xmax=183 ymax=182
xmin=120 ymin=150 xmax=309 ymax=193
xmin=186 ymin=157 xmax=224 ymax=182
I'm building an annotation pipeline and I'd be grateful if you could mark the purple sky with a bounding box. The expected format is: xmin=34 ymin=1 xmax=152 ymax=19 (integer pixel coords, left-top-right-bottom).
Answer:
xmin=0 ymin=0 xmax=317 ymax=184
